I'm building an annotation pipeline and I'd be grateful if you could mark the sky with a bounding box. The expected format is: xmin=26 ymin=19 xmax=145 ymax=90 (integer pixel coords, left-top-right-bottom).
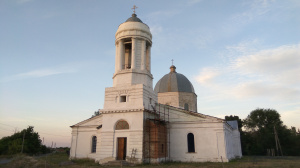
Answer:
xmin=0 ymin=0 xmax=299 ymax=147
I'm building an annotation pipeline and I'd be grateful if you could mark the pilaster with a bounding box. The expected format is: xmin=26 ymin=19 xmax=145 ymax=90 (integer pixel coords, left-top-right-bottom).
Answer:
xmin=131 ymin=38 xmax=137 ymax=69
xmin=141 ymin=40 xmax=146 ymax=70
xmin=119 ymin=40 xmax=124 ymax=71
xmin=115 ymin=42 xmax=119 ymax=72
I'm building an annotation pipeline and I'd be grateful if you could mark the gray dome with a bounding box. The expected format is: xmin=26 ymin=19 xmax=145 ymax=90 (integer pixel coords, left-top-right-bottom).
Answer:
xmin=154 ymin=65 xmax=195 ymax=93
xmin=125 ymin=14 xmax=143 ymax=23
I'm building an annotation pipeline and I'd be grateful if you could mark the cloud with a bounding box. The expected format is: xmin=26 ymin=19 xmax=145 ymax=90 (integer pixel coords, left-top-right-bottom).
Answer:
xmin=195 ymin=68 xmax=220 ymax=85
xmin=281 ymin=109 xmax=300 ymax=128
xmin=149 ymin=25 xmax=163 ymax=36
xmin=234 ymin=44 xmax=300 ymax=84
xmin=231 ymin=0 xmax=271 ymax=25
xmin=232 ymin=81 xmax=300 ymax=100
xmin=221 ymin=0 xmax=273 ymax=37
xmin=18 ymin=69 xmax=67 ymax=78
xmin=194 ymin=43 xmax=300 ymax=129
xmin=194 ymin=43 xmax=300 ymax=101
xmin=225 ymin=39 xmax=261 ymax=56
xmin=0 ymin=66 xmax=77 ymax=83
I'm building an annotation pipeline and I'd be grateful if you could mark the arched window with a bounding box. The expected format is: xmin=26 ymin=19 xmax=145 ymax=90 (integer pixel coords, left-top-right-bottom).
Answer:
xmin=115 ymin=120 xmax=129 ymax=130
xmin=187 ymin=133 xmax=195 ymax=153
xmin=184 ymin=103 xmax=189 ymax=111
xmin=91 ymin=136 xmax=97 ymax=153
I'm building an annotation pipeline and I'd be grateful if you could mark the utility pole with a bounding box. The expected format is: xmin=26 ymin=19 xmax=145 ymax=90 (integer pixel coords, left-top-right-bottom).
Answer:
xmin=274 ymin=126 xmax=283 ymax=156
xmin=21 ymin=131 xmax=25 ymax=153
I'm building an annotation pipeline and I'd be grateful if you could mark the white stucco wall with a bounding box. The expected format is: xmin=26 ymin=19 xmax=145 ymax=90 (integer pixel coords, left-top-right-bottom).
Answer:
xmin=152 ymin=104 xmax=242 ymax=162
xmin=70 ymin=115 xmax=102 ymax=160
xmin=70 ymin=111 xmax=145 ymax=164
xmin=103 ymin=84 xmax=157 ymax=112
xmin=224 ymin=124 xmax=242 ymax=159
xmin=169 ymin=122 xmax=228 ymax=162
xmin=99 ymin=111 xmax=144 ymax=163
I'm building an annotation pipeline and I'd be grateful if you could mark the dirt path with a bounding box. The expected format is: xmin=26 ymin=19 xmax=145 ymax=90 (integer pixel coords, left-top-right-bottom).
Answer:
xmin=0 ymin=158 xmax=12 ymax=164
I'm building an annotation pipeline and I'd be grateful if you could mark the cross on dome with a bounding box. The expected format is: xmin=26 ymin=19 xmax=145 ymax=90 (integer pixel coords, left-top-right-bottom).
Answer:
xmin=132 ymin=5 xmax=138 ymax=14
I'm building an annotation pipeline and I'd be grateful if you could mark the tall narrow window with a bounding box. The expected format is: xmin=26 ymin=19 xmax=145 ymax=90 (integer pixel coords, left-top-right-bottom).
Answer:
xmin=115 ymin=120 xmax=129 ymax=130
xmin=187 ymin=133 xmax=195 ymax=153
xmin=184 ymin=103 xmax=189 ymax=111
xmin=91 ymin=136 xmax=97 ymax=153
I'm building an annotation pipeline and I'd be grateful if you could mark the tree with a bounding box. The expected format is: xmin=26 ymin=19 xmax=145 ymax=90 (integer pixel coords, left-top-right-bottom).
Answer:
xmin=242 ymin=108 xmax=300 ymax=156
xmin=0 ymin=126 xmax=50 ymax=155
xmin=242 ymin=108 xmax=283 ymax=155
xmin=244 ymin=108 xmax=283 ymax=131
xmin=91 ymin=110 xmax=100 ymax=117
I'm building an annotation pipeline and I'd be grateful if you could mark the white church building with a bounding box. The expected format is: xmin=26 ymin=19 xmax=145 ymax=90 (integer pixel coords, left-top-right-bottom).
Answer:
xmin=69 ymin=12 xmax=242 ymax=164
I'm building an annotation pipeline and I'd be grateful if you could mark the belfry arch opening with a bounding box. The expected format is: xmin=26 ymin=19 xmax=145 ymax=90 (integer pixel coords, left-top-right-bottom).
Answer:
xmin=118 ymin=38 xmax=151 ymax=71
xmin=123 ymin=39 xmax=132 ymax=69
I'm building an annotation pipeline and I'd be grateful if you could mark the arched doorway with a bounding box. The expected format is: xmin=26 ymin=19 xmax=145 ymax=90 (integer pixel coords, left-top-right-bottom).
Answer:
xmin=115 ymin=120 xmax=129 ymax=160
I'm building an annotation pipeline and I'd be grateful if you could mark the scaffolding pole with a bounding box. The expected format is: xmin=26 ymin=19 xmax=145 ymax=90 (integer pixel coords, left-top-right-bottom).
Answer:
xmin=143 ymin=103 xmax=170 ymax=163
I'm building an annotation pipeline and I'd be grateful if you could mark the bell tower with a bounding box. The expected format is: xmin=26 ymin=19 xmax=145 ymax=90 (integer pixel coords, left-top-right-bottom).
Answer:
xmin=113 ymin=13 xmax=153 ymax=88
xmin=102 ymin=12 xmax=157 ymax=111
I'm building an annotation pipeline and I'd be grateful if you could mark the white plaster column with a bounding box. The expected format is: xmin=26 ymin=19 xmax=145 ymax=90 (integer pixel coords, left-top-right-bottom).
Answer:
xmin=131 ymin=38 xmax=137 ymax=69
xmin=119 ymin=40 xmax=124 ymax=70
xmin=115 ymin=42 xmax=119 ymax=73
xmin=141 ymin=40 xmax=146 ymax=70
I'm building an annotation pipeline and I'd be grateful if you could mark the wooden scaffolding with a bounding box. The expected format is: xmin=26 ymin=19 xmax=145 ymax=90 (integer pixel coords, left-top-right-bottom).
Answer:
xmin=143 ymin=103 xmax=170 ymax=163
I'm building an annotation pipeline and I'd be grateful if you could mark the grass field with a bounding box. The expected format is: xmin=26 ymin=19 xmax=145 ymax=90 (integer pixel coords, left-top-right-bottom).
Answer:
xmin=0 ymin=153 xmax=299 ymax=168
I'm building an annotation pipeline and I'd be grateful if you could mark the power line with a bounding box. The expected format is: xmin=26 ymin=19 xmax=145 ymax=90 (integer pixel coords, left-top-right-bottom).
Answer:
xmin=0 ymin=122 xmax=70 ymax=138
xmin=0 ymin=128 xmax=15 ymax=133
xmin=38 ymin=132 xmax=70 ymax=138
xmin=0 ymin=123 xmax=16 ymax=128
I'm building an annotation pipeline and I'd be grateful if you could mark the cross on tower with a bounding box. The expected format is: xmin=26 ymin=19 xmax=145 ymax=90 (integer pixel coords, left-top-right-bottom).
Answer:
xmin=171 ymin=59 xmax=174 ymax=65
xmin=132 ymin=5 xmax=138 ymax=14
